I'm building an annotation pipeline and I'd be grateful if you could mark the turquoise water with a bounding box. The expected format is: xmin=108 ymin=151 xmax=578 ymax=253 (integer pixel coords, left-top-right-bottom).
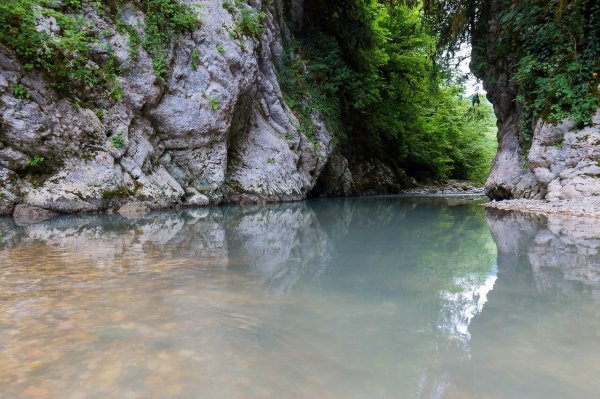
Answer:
xmin=0 ymin=197 xmax=598 ymax=398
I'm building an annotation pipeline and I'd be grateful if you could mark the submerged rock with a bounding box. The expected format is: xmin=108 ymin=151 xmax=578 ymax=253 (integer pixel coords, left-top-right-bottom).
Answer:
xmin=12 ymin=204 xmax=57 ymax=225
xmin=117 ymin=202 xmax=149 ymax=217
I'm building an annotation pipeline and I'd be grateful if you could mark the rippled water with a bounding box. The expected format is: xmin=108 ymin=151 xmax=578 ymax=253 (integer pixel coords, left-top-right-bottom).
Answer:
xmin=0 ymin=197 xmax=599 ymax=399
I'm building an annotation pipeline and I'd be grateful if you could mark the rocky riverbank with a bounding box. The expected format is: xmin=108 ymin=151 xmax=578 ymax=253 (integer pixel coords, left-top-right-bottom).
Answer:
xmin=486 ymin=197 xmax=600 ymax=218
xmin=399 ymin=181 xmax=484 ymax=196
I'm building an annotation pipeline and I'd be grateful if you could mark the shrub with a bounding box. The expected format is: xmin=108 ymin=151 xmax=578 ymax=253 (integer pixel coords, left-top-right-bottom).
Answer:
xmin=110 ymin=133 xmax=125 ymax=149
xmin=225 ymin=1 xmax=266 ymax=40
xmin=208 ymin=95 xmax=220 ymax=110
xmin=11 ymin=84 xmax=30 ymax=100
xmin=29 ymin=156 xmax=45 ymax=167
xmin=190 ymin=49 xmax=200 ymax=70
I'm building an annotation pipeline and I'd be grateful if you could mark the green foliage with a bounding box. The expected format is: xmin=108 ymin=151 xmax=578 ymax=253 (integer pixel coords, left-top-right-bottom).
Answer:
xmin=208 ymin=95 xmax=220 ymax=110
xmin=266 ymin=157 xmax=276 ymax=165
xmin=136 ymin=0 xmax=199 ymax=79
xmin=0 ymin=0 xmax=121 ymax=95
xmin=234 ymin=6 xmax=266 ymax=39
xmin=413 ymin=90 xmax=497 ymax=182
xmin=0 ymin=0 xmax=198 ymax=95
xmin=293 ymin=0 xmax=497 ymax=181
xmin=111 ymin=84 xmax=124 ymax=101
xmin=124 ymin=23 xmax=141 ymax=62
xmin=423 ymin=0 xmax=600 ymax=144
xmin=11 ymin=84 xmax=30 ymax=100
xmin=110 ymin=133 xmax=125 ymax=148
xmin=94 ymin=108 xmax=105 ymax=119
xmin=190 ymin=48 xmax=200 ymax=70
xmin=224 ymin=0 xmax=266 ymax=40
xmin=222 ymin=1 xmax=237 ymax=13
xmin=29 ymin=156 xmax=45 ymax=167
xmin=501 ymin=0 xmax=600 ymax=142
xmin=216 ymin=44 xmax=226 ymax=55
xmin=278 ymin=36 xmax=345 ymax=144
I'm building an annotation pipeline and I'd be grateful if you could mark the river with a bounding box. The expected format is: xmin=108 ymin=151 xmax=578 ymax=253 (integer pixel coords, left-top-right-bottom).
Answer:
xmin=0 ymin=197 xmax=598 ymax=399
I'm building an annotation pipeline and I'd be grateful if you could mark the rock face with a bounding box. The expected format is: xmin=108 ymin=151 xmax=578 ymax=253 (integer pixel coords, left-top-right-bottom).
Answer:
xmin=473 ymin=0 xmax=599 ymax=201
xmin=529 ymin=111 xmax=600 ymax=201
xmin=312 ymin=155 xmax=414 ymax=197
xmin=0 ymin=0 xmax=334 ymax=215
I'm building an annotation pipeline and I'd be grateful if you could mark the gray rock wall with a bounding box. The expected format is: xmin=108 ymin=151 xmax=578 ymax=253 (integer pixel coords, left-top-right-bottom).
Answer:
xmin=473 ymin=0 xmax=599 ymax=201
xmin=0 ymin=0 xmax=333 ymax=215
xmin=529 ymin=110 xmax=600 ymax=201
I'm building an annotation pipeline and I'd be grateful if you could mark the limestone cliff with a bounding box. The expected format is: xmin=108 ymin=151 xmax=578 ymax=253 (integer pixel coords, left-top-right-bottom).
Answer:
xmin=0 ymin=0 xmax=334 ymax=215
xmin=473 ymin=0 xmax=600 ymax=201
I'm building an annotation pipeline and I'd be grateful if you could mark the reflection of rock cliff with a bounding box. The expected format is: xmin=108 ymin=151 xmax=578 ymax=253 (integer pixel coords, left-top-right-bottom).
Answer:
xmin=485 ymin=209 xmax=600 ymax=297
xmin=0 ymin=202 xmax=338 ymax=295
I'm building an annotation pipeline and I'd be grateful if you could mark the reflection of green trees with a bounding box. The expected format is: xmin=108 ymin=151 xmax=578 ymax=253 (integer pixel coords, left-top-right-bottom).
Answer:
xmin=411 ymin=205 xmax=496 ymax=288
xmin=274 ymin=197 xmax=499 ymax=397
xmin=314 ymin=198 xmax=496 ymax=296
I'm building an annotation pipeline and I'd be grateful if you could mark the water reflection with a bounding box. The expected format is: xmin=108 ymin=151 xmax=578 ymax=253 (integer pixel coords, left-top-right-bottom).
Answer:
xmin=0 ymin=198 xmax=598 ymax=398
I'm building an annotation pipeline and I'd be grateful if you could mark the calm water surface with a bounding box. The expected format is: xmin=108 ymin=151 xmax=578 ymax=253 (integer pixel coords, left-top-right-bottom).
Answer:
xmin=0 ymin=197 xmax=599 ymax=399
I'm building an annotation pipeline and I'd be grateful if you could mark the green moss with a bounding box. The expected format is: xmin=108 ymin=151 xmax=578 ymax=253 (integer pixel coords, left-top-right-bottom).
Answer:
xmin=110 ymin=133 xmax=125 ymax=149
xmin=111 ymin=84 xmax=124 ymax=102
xmin=28 ymin=156 xmax=45 ymax=167
xmin=207 ymin=94 xmax=220 ymax=110
xmin=101 ymin=186 xmax=132 ymax=201
xmin=11 ymin=84 xmax=30 ymax=100
xmin=94 ymin=108 xmax=106 ymax=120
xmin=190 ymin=48 xmax=200 ymax=71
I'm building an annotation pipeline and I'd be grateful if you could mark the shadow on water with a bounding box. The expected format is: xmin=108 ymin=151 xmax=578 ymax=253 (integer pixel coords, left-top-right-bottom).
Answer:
xmin=0 ymin=197 xmax=598 ymax=398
